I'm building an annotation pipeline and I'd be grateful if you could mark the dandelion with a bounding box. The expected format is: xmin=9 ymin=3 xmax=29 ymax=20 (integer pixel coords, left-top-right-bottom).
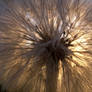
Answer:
xmin=0 ymin=0 xmax=92 ymax=92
